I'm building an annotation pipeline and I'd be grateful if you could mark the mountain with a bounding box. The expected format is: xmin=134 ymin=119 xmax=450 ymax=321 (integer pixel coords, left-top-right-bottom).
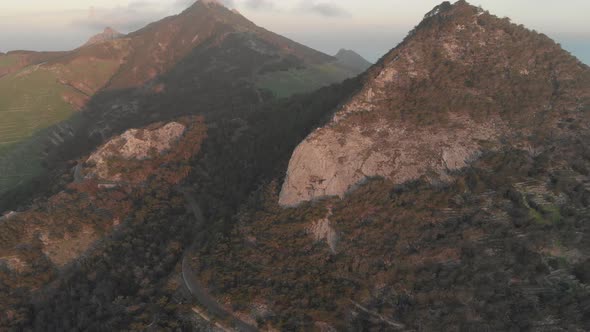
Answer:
xmin=183 ymin=1 xmax=590 ymax=330
xmin=3 ymin=1 xmax=590 ymax=331
xmin=334 ymin=48 xmax=372 ymax=72
xmin=0 ymin=0 xmax=365 ymax=203
xmin=279 ymin=0 xmax=590 ymax=206
xmin=83 ymin=27 xmax=124 ymax=47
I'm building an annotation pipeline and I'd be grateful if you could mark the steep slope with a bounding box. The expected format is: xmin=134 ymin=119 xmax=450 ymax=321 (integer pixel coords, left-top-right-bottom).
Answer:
xmin=0 ymin=0 xmax=364 ymax=201
xmin=279 ymin=0 xmax=590 ymax=206
xmin=108 ymin=0 xmax=336 ymax=90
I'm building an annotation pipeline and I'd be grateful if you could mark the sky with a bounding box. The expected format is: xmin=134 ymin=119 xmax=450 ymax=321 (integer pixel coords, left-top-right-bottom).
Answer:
xmin=0 ymin=0 xmax=588 ymax=64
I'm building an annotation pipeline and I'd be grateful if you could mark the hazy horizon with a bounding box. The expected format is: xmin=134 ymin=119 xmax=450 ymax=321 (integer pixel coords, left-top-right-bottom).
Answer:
xmin=1 ymin=0 xmax=589 ymax=64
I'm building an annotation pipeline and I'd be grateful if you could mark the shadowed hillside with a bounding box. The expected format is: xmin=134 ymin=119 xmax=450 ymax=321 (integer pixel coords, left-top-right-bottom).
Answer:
xmin=0 ymin=0 xmax=366 ymax=202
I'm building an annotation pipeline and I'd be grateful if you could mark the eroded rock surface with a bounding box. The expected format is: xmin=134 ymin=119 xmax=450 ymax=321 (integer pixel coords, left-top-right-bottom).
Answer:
xmin=280 ymin=114 xmax=504 ymax=206
xmin=85 ymin=122 xmax=186 ymax=182
xmin=307 ymin=208 xmax=338 ymax=253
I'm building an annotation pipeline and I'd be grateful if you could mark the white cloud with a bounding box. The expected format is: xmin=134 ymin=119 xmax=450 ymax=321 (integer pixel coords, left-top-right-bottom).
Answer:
xmin=296 ymin=1 xmax=351 ymax=17
xmin=243 ymin=0 xmax=275 ymax=10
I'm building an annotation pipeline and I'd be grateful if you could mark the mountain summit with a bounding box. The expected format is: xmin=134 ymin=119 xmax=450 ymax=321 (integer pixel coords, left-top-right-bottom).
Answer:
xmin=200 ymin=0 xmax=226 ymax=6
xmin=83 ymin=27 xmax=123 ymax=47
xmin=279 ymin=0 xmax=590 ymax=206
xmin=335 ymin=48 xmax=372 ymax=71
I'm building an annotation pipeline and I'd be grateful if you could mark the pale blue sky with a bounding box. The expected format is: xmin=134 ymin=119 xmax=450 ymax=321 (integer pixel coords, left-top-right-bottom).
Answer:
xmin=0 ymin=0 xmax=588 ymax=64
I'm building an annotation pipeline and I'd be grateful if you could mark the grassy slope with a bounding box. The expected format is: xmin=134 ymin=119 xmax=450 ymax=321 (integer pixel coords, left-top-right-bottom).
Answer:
xmin=0 ymin=69 xmax=75 ymax=145
xmin=0 ymin=68 xmax=76 ymax=190
xmin=0 ymin=54 xmax=18 ymax=69
xmin=0 ymin=56 xmax=121 ymax=192
xmin=256 ymin=62 xmax=360 ymax=98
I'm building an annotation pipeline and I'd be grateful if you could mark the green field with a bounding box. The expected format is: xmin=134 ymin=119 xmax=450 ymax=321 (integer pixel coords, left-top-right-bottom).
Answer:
xmin=0 ymin=67 xmax=77 ymax=192
xmin=0 ymin=54 xmax=18 ymax=70
xmin=256 ymin=62 xmax=358 ymax=98
xmin=0 ymin=68 xmax=76 ymax=147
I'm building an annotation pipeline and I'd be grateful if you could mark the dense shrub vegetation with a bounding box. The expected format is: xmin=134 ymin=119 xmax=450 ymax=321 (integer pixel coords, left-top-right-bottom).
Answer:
xmin=195 ymin=140 xmax=590 ymax=330
xmin=0 ymin=74 xmax=361 ymax=330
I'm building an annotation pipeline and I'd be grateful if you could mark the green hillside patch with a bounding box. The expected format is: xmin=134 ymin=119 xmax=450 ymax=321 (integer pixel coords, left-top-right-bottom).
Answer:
xmin=0 ymin=139 xmax=45 ymax=193
xmin=0 ymin=67 xmax=80 ymax=192
xmin=0 ymin=68 xmax=76 ymax=145
xmin=256 ymin=62 xmax=358 ymax=98
xmin=52 ymin=58 xmax=122 ymax=95
xmin=0 ymin=54 xmax=18 ymax=69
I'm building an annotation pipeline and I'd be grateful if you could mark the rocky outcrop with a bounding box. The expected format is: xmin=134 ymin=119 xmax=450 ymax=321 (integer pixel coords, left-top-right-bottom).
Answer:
xmin=85 ymin=122 xmax=186 ymax=182
xmin=307 ymin=208 xmax=338 ymax=253
xmin=279 ymin=1 xmax=590 ymax=206
xmin=279 ymin=112 xmax=503 ymax=206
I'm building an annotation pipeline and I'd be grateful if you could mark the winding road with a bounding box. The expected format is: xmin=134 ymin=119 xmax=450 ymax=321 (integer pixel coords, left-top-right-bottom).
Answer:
xmin=180 ymin=188 xmax=258 ymax=332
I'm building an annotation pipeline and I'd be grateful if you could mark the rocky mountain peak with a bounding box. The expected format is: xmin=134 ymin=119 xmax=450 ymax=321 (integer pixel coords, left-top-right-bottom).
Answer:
xmin=102 ymin=27 xmax=118 ymax=34
xmin=201 ymin=0 xmax=224 ymax=6
xmin=83 ymin=27 xmax=123 ymax=47
xmin=185 ymin=0 xmax=231 ymax=13
xmin=278 ymin=1 xmax=590 ymax=206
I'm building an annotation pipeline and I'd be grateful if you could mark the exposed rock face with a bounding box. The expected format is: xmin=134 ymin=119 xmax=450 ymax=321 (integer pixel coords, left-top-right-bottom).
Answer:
xmin=279 ymin=1 xmax=590 ymax=206
xmin=86 ymin=122 xmax=186 ymax=182
xmin=280 ymin=115 xmax=503 ymax=206
xmin=307 ymin=208 xmax=338 ymax=253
